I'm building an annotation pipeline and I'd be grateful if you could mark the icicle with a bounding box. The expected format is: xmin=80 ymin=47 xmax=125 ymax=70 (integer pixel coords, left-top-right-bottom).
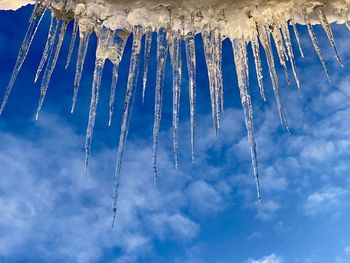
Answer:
xmin=142 ymin=29 xmax=152 ymax=104
xmin=185 ymin=34 xmax=196 ymax=163
xmin=302 ymin=9 xmax=331 ymax=82
xmin=270 ymin=25 xmax=290 ymax=85
xmin=169 ymin=31 xmax=182 ymax=171
xmin=0 ymin=3 xmax=46 ymax=115
xmin=218 ymin=33 xmax=224 ymax=112
xmin=290 ymin=13 xmax=304 ymax=58
xmin=65 ymin=19 xmax=78 ymax=69
xmin=35 ymin=20 xmax=68 ymax=120
xmin=202 ymin=29 xmax=219 ymax=134
xmin=71 ymin=31 xmax=91 ymax=113
xmin=257 ymin=24 xmax=289 ymax=131
xmin=109 ymin=65 xmax=118 ymax=125
xmin=84 ymin=26 xmax=111 ymax=174
xmin=251 ymin=33 xmax=266 ymax=101
xmin=214 ymin=30 xmax=224 ymax=115
xmin=232 ymin=38 xmax=261 ymax=203
xmin=278 ymin=28 xmax=289 ymax=62
xmin=112 ymin=26 xmax=143 ymax=227
xmin=34 ymin=15 xmax=59 ymax=83
xmin=108 ymin=30 xmax=129 ymax=126
xmin=152 ymin=27 xmax=168 ymax=190
xmin=84 ymin=57 xmax=105 ymax=174
xmin=315 ymin=8 xmax=343 ymax=67
xmin=241 ymin=36 xmax=249 ymax=82
xmin=280 ymin=21 xmax=300 ymax=91
xmin=29 ymin=1 xmax=39 ymax=22
xmin=212 ymin=29 xmax=222 ymax=129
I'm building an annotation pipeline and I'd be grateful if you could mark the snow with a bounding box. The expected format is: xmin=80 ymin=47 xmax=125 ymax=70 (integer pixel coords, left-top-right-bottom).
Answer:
xmin=3 ymin=1 xmax=350 ymax=37
xmin=0 ymin=0 xmax=33 ymax=10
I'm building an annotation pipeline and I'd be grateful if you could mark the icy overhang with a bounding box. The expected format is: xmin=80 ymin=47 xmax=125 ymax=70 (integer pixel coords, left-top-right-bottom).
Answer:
xmin=2 ymin=1 xmax=350 ymax=38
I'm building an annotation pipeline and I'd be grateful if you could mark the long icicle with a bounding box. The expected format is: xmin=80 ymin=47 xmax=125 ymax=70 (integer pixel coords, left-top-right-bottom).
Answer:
xmin=218 ymin=32 xmax=224 ymax=112
xmin=152 ymin=27 xmax=168 ymax=190
xmin=214 ymin=29 xmax=224 ymax=116
xmin=142 ymin=29 xmax=152 ymax=104
xmin=112 ymin=26 xmax=143 ymax=227
xmin=108 ymin=30 xmax=129 ymax=126
xmin=34 ymin=15 xmax=59 ymax=83
xmin=270 ymin=25 xmax=290 ymax=85
xmin=84 ymin=27 xmax=111 ymax=174
xmin=302 ymin=8 xmax=331 ymax=82
xmin=109 ymin=65 xmax=118 ymax=125
xmin=232 ymin=38 xmax=261 ymax=202
xmin=84 ymin=58 xmax=105 ymax=174
xmin=212 ymin=30 xmax=222 ymax=130
xmin=65 ymin=19 xmax=78 ymax=69
xmin=241 ymin=36 xmax=250 ymax=83
xmin=35 ymin=20 xmax=68 ymax=120
xmin=258 ymin=23 xmax=289 ymax=131
xmin=0 ymin=3 xmax=46 ymax=115
xmin=314 ymin=8 xmax=343 ymax=67
xmin=280 ymin=21 xmax=301 ymax=91
xmin=203 ymin=29 xmax=219 ymax=135
xmin=290 ymin=13 xmax=304 ymax=58
xmin=169 ymin=32 xmax=182 ymax=171
xmin=71 ymin=31 xmax=91 ymax=113
xmin=185 ymin=34 xmax=196 ymax=163
xmin=251 ymin=33 xmax=266 ymax=101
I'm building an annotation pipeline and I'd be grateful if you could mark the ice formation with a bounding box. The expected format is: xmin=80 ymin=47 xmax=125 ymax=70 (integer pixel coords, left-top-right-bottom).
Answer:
xmin=0 ymin=0 xmax=349 ymax=222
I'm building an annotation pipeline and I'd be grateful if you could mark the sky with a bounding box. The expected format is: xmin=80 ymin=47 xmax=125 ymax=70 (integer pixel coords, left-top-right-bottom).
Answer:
xmin=0 ymin=5 xmax=350 ymax=263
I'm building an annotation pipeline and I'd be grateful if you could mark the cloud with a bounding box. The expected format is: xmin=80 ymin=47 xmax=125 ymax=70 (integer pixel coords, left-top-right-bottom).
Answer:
xmin=303 ymin=187 xmax=349 ymax=216
xmin=146 ymin=212 xmax=199 ymax=241
xmin=344 ymin=246 xmax=350 ymax=256
xmin=247 ymin=253 xmax=283 ymax=263
xmin=247 ymin=231 xmax=262 ymax=241
xmin=0 ymin=115 xmax=186 ymax=262
xmin=187 ymin=180 xmax=225 ymax=214
xmin=256 ymin=200 xmax=281 ymax=221
xmin=0 ymin=113 xmax=239 ymax=262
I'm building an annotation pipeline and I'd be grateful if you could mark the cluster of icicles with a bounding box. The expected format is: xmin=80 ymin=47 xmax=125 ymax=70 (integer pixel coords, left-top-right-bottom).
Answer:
xmin=0 ymin=0 xmax=348 ymax=225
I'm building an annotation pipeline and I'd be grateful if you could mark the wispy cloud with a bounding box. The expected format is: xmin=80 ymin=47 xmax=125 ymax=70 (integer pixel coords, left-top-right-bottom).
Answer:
xmin=303 ymin=187 xmax=349 ymax=216
xmin=344 ymin=246 xmax=350 ymax=256
xmin=247 ymin=253 xmax=283 ymax=263
xmin=0 ymin=113 xmax=236 ymax=262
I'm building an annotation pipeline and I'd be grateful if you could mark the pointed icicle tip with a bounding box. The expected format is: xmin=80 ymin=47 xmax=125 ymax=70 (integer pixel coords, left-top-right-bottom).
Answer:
xmin=152 ymin=27 xmax=168 ymax=191
xmin=314 ymin=8 xmax=343 ymax=67
xmin=112 ymin=26 xmax=143 ymax=221
xmin=111 ymin=208 xmax=117 ymax=228
xmin=302 ymin=8 xmax=331 ymax=83
xmin=65 ymin=19 xmax=78 ymax=70
xmin=0 ymin=3 xmax=46 ymax=116
xmin=232 ymin=38 xmax=261 ymax=204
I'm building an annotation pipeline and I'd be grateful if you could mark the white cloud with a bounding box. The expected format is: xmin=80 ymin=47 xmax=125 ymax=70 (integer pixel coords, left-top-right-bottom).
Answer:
xmin=0 ymin=115 xmax=199 ymax=262
xmin=0 ymin=114 xmax=229 ymax=262
xmin=247 ymin=253 xmax=283 ymax=263
xmin=256 ymin=200 xmax=281 ymax=221
xmin=187 ymin=180 xmax=225 ymax=214
xmin=344 ymin=246 xmax=350 ymax=256
xmin=146 ymin=212 xmax=199 ymax=240
xmin=247 ymin=232 xmax=262 ymax=241
xmin=303 ymin=187 xmax=349 ymax=216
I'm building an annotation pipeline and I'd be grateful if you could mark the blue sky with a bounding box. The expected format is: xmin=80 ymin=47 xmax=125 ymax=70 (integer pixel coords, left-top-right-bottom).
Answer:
xmin=0 ymin=5 xmax=350 ymax=263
